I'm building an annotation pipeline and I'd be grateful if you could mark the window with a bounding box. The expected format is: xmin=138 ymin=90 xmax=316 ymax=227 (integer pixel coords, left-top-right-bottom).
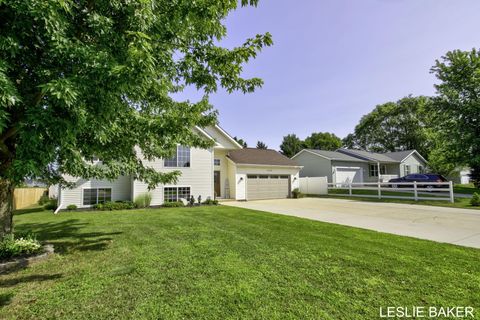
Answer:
xmin=164 ymin=187 xmax=191 ymax=202
xmin=214 ymin=159 xmax=221 ymax=166
xmin=369 ymin=164 xmax=386 ymax=177
xmin=419 ymin=165 xmax=424 ymax=173
xmin=259 ymin=175 xmax=269 ymax=179
xmin=83 ymin=188 xmax=111 ymax=205
xmin=247 ymin=175 xmax=258 ymax=179
xmin=405 ymin=165 xmax=411 ymax=175
xmin=369 ymin=164 xmax=378 ymax=177
xmin=279 ymin=175 xmax=289 ymax=179
xmin=164 ymin=146 xmax=190 ymax=167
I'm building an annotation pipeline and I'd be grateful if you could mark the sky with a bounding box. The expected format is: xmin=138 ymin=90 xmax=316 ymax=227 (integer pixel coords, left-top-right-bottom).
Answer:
xmin=177 ymin=0 xmax=480 ymax=150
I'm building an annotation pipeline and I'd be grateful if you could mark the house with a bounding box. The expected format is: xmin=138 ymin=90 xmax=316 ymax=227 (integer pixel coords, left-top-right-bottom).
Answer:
xmin=292 ymin=148 xmax=427 ymax=184
xmin=56 ymin=125 xmax=301 ymax=210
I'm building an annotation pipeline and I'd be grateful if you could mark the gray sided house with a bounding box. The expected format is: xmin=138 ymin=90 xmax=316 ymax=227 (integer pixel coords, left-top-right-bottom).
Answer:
xmin=292 ymin=148 xmax=428 ymax=184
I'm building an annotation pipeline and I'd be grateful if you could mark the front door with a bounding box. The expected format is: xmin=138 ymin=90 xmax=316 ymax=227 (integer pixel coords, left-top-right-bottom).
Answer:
xmin=214 ymin=171 xmax=221 ymax=197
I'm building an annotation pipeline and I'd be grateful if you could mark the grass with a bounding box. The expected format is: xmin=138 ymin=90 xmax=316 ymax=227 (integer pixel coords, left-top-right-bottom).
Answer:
xmin=454 ymin=183 xmax=480 ymax=195
xmin=1 ymin=206 xmax=479 ymax=319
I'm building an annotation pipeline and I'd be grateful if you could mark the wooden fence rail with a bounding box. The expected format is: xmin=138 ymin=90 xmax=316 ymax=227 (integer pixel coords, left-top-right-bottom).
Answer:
xmin=14 ymin=188 xmax=47 ymax=210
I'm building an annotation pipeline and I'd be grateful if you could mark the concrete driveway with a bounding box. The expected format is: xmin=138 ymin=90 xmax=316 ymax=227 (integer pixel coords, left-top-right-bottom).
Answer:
xmin=222 ymin=198 xmax=480 ymax=249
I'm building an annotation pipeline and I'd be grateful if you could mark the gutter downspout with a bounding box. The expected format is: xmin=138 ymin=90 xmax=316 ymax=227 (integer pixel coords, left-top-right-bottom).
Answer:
xmin=54 ymin=185 xmax=62 ymax=214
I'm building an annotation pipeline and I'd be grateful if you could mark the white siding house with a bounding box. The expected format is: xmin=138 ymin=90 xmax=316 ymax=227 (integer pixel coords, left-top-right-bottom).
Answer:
xmin=56 ymin=126 xmax=301 ymax=210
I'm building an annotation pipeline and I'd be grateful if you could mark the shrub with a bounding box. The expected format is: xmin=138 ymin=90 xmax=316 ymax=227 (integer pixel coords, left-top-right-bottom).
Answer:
xmin=134 ymin=193 xmax=152 ymax=208
xmin=0 ymin=233 xmax=42 ymax=260
xmin=471 ymin=193 xmax=480 ymax=206
xmin=66 ymin=204 xmax=77 ymax=211
xmin=44 ymin=199 xmax=57 ymax=210
xmin=94 ymin=201 xmax=136 ymax=211
xmin=203 ymin=198 xmax=219 ymax=205
xmin=292 ymin=188 xmax=303 ymax=199
xmin=38 ymin=194 xmax=50 ymax=205
xmin=162 ymin=201 xmax=184 ymax=208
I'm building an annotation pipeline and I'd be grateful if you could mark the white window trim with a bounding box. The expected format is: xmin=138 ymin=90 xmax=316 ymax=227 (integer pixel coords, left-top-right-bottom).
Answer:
xmin=82 ymin=187 xmax=112 ymax=206
xmin=163 ymin=185 xmax=192 ymax=202
xmin=164 ymin=146 xmax=192 ymax=168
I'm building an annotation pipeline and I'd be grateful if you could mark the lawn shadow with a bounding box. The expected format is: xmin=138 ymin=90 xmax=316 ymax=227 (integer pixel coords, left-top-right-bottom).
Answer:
xmin=14 ymin=219 xmax=122 ymax=254
xmin=0 ymin=273 xmax=62 ymax=288
xmin=0 ymin=292 xmax=13 ymax=307
xmin=14 ymin=206 xmax=47 ymax=215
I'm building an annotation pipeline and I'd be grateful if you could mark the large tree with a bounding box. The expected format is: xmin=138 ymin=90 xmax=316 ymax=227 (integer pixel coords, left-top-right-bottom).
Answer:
xmin=304 ymin=132 xmax=341 ymax=151
xmin=344 ymin=96 xmax=431 ymax=155
xmin=279 ymin=134 xmax=303 ymax=158
xmin=429 ymin=49 xmax=480 ymax=186
xmin=0 ymin=0 xmax=272 ymax=236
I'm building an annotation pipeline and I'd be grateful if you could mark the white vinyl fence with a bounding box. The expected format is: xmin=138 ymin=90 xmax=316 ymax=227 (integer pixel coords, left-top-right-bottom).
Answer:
xmin=328 ymin=181 xmax=454 ymax=203
xmin=299 ymin=177 xmax=328 ymax=195
xmin=299 ymin=177 xmax=454 ymax=203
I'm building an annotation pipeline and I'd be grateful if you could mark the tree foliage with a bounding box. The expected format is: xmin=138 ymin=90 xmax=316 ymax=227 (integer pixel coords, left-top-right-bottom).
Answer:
xmin=304 ymin=132 xmax=341 ymax=151
xmin=429 ymin=49 xmax=480 ymax=186
xmin=279 ymin=134 xmax=303 ymax=157
xmin=256 ymin=141 xmax=268 ymax=149
xmin=343 ymin=96 xmax=431 ymax=156
xmin=0 ymin=0 xmax=272 ymax=234
xmin=233 ymin=136 xmax=248 ymax=148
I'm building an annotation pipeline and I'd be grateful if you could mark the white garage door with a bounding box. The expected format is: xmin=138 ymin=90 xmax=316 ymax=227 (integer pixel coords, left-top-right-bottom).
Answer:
xmin=334 ymin=167 xmax=363 ymax=185
xmin=247 ymin=175 xmax=290 ymax=200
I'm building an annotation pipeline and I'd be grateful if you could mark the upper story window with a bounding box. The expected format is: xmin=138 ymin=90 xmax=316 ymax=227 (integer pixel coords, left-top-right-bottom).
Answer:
xmin=164 ymin=146 xmax=190 ymax=167
xmin=419 ymin=165 xmax=424 ymax=173
xmin=214 ymin=159 xmax=221 ymax=166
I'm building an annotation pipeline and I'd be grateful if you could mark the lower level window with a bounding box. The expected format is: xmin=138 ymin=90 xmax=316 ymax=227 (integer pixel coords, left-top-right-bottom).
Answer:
xmin=164 ymin=187 xmax=191 ymax=202
xmin=83 ymin=188 xmax=111 ymax=205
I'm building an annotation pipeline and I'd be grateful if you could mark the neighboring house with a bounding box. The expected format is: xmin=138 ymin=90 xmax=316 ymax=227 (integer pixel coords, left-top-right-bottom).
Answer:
xmin=292 ymin=148 xmax=428 ymax=185
xmin=57 ymin=125 xmax=301 ymax=210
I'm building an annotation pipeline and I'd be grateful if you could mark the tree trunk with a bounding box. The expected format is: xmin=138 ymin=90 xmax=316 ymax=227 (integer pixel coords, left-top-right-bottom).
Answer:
xmin=0 ymin=178 xmax=14 ymax=238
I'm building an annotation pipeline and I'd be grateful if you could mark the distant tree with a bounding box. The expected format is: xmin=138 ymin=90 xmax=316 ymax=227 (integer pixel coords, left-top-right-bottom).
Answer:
xmin=429 ymin=49 xmax=480 ymax=186
xmin=304 ymin=132 xmax=342 ymax=151
xmin=233 ymin=136 xmax=248 ymax=148
xmin=346 ymin=96 xmax=431 ymax=156
xmin=280 ymin=134 xmax=303 ymax=157
xmin=256 ymin=141 xmax=268 ymax=149
xmin=0 ymin=1 xmax=271 ymax=236
xmin=341 ymin=133 xmax=359 ymax=149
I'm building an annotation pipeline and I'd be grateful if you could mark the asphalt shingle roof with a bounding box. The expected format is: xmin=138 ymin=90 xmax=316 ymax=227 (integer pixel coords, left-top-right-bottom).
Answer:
xmin=337 ymin=149 xmax=400 ymax=163
xmin=384 ymin=150 xmax=416 ymax=162
xmin=227 ymin=148 xmax=299 ymax=166
xmin=304 ymin=150 xmax=368 ymax=162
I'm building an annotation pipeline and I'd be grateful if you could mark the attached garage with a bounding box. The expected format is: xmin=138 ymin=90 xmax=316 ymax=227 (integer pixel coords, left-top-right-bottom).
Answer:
xmin=333 ymin=166 xmax=363 ymax=185
xmin=246 ymin=175 xmax=290 ymax=200
xmin=226 ymin=148 xmax=302 ymax=201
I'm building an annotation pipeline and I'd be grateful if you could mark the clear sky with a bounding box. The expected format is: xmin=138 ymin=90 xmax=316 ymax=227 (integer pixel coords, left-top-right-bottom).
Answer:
xmin=178 ymin=0 xmax=480 ymax=150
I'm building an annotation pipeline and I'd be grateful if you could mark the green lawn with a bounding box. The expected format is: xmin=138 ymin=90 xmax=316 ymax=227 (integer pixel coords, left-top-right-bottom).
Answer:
xmin=320 ymin=189 xmax=479 ymax=210
xmin=1 ymin=206 xmax=479 ymax=319
xmin=454 ymin=183 xmax=480 ymax=195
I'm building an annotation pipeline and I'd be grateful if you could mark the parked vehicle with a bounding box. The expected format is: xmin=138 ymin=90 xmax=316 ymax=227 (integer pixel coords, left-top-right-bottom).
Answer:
xmin=389 ymin=174 xmax=448 ymax=190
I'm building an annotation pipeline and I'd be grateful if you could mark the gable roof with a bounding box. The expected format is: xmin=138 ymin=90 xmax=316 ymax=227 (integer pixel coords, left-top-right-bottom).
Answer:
xmin=228 ymin=148 xmax=300 ymax=166
xmin=200 ymin=125 xmax=243 ymax=149
xmin=337 ymin=149 xmax=400 ymax=163
xmin=384 ymin=150 xmax=427 ymax=163
xmin=293 ymin=149 xmax=368 ymax=162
